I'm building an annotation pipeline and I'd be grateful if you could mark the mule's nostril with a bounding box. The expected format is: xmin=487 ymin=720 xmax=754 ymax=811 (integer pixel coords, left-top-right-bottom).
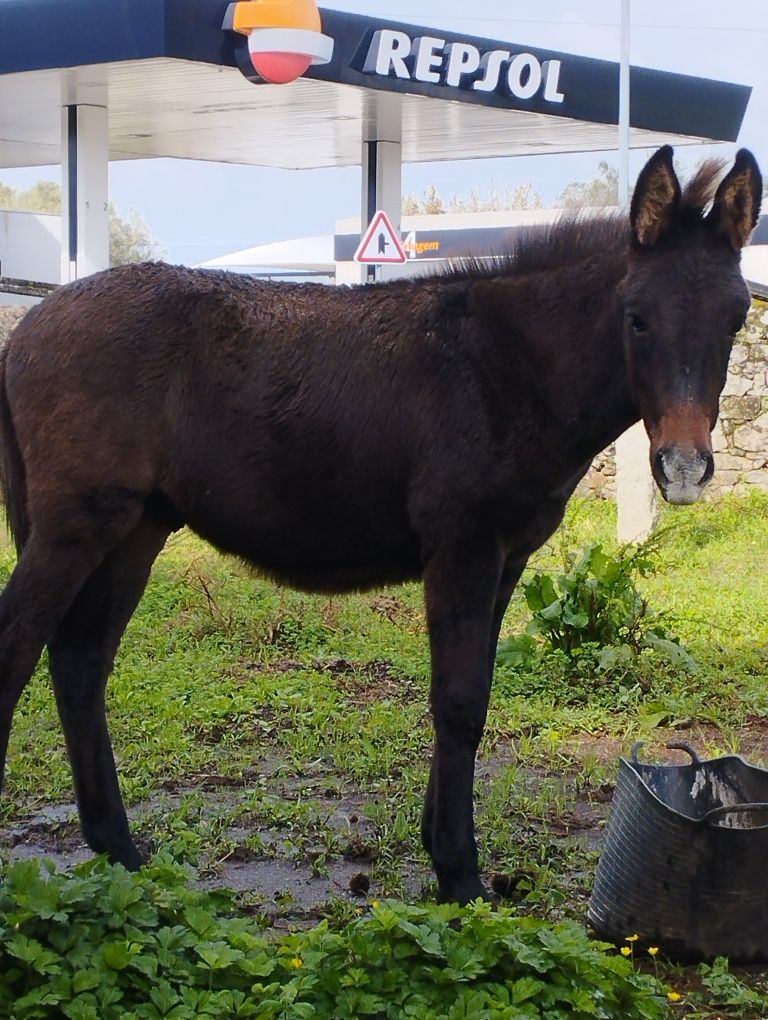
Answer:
xmin=700 ymin=453 xmax=714 ymax=486
xmin=654 ymin=449 xmax=669 ymax=483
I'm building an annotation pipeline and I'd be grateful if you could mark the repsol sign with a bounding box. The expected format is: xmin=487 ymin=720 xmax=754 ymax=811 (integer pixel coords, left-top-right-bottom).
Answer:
xmin=362 ymin=30 xmax=565 ymax=103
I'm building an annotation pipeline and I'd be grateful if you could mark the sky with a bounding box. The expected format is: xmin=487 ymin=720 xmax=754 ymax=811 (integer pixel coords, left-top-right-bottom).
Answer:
xmin=2 ymin=0 xmax=767 ymax=265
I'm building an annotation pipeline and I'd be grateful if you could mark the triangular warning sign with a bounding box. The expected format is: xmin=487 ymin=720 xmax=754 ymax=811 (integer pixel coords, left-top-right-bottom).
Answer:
xmin=354 ymin=211 xmax=407 ymax=264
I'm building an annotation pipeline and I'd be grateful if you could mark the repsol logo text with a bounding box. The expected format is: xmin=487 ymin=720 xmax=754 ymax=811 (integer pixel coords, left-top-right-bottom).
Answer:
xmin=362 ymin=30 xmax=565 ymax=103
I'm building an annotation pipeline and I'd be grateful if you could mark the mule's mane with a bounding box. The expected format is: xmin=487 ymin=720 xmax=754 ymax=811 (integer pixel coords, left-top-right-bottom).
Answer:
xmin=434 ymin=158 xmax=729 ymax=283
xmin=681 ymin=157 xmax=727 ymax=213
xmin=440 ymin=213 xmax=627 ymax=282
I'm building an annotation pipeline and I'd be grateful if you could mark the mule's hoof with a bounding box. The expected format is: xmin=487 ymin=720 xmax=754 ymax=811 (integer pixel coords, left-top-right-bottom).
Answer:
xmin=104 ymin=843 xmax=145 ymax=872
xmin=120 ymin=847 xmax=145 ymax=872
xmin=437 ymin=878 xmax=491 ymax=906
xmin=83 ymin=817 xmax=146 ymax=871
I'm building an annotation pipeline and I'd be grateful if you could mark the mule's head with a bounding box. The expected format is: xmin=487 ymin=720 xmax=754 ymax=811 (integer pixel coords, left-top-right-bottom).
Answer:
xmin=624 ymin=146 xmax=762 ymax=504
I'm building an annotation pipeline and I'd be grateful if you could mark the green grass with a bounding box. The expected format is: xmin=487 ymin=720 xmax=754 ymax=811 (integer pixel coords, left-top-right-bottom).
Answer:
xmin=2 ymin=492 xmax=768 ymax=1016
xmin=6 ymin=494 xmax=768 ymax=813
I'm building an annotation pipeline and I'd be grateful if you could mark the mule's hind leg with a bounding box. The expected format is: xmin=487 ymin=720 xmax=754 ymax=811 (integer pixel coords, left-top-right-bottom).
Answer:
xmin=0 ymin=501 xmax=144 ymax=806
xmin=47 ymin=515 xmax=170 ymax=870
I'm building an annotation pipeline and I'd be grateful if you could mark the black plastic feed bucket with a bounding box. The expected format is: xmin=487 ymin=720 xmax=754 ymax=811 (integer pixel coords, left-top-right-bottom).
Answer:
xmin=588 ymin=742 xmax=768 ymax=962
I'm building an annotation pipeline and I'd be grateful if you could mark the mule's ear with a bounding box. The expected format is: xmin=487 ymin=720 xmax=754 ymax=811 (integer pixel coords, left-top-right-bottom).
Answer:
xmin=630 ymin=145 xmax=681 ymax=246
xmin=706 ymin=148 xmax=763 ymax=251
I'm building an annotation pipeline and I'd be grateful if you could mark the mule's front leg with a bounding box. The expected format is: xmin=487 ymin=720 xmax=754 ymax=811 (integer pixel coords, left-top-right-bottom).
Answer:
xmin=421 ymin=555 xmax=525 ymax=864
xmin=423 ymin=537 xmax=503 ymax=904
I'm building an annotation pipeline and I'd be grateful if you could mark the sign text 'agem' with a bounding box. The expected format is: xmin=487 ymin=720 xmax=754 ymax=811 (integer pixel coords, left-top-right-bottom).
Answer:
xmin=362 ymin=30 xmax=565 ymax=103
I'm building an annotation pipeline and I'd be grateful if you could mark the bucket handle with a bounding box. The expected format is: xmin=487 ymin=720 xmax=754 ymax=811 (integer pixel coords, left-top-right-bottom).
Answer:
xmin=701 ymin=802 xmax=768 ymax=825
xmin=665 ymin=741 xmax=703 ymax=764
xmin=630 ymin=742 xmax=768 ymax=824
xmin=661 ymin=743 xmax=768 ymax=823
xmin=630 ymin=741 xmax=703 ymax=765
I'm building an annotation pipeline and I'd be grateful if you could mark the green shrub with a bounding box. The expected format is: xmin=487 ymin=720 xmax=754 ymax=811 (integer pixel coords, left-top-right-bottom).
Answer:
xmin=497 ymin=539 xmax=694 ymax=678
xmin=0 ymin=856 xmax=667 ymax=1019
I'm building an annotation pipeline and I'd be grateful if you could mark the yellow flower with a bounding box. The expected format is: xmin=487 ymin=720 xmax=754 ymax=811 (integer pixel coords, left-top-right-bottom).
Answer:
xmin=290 ymin=957 xmax=303 ymax=969
xmin=667 ymin=991 xmax=682 ymax=1002
xmin=648 ymin=946 xmax=659 ymax=956
xmin=620 ymin=946 xmax=632 ymax=956
xmin=625 ymin=934 xmax=640 ymax=942
xmin=372 ymin=899 xmax=380 ymax=909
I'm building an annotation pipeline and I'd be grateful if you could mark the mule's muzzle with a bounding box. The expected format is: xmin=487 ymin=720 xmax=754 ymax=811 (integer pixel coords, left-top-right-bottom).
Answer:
xmin=652 ymin=446 xmax=714 ymax=505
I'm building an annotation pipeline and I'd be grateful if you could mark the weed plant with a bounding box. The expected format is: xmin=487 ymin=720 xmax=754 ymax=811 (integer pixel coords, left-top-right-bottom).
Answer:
xmin=495 ymin=533 xmax=696 ymax=710
xmin=0 ymin=855 xmax=667 ymax=1019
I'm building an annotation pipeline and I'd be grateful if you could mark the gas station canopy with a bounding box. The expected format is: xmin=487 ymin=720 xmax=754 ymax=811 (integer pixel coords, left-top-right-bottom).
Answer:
xmin=0 ymin=0 xmax=752 ymax=171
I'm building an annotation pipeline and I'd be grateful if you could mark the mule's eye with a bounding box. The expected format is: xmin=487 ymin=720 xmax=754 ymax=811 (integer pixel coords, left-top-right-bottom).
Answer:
xmin=629 ymin=314 xmax=648 ymax=336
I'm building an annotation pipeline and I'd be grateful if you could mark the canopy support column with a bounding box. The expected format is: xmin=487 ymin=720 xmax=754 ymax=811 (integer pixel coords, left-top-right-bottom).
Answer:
xmin=614 ymin=0 xmax=658 ymax=543
xmin=356 ymin=95 xmax=402 ymax=284
xmin=61 ymin=104 xmax=109 ymax=283
xmin=361 ymin=139 xmax=402 ymax=282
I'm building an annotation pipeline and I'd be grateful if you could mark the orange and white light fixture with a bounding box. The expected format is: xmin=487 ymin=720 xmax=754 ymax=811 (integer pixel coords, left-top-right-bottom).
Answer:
xmin=223 ymin=0 xmax=334 ymax=84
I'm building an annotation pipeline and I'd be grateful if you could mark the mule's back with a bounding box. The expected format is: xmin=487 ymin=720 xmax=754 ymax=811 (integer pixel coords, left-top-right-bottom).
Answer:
xmin=2 ymin=263 xmax=478 ymax=591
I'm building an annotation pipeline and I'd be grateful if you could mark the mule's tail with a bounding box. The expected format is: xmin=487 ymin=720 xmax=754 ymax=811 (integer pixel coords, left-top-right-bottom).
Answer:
xmin=0 ymin=342 xmax=29 ymax=556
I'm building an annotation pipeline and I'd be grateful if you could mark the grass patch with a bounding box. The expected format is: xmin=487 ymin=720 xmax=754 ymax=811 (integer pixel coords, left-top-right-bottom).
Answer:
xmin=2 ymin=493 xmax=768 ymax=1015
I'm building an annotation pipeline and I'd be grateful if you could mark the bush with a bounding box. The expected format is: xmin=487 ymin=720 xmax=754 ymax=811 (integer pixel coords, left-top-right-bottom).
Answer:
xmin=497 ymin=539 xmax=694 ymax=678
xmin=0 ymin=856 xmax=667 ymax=1019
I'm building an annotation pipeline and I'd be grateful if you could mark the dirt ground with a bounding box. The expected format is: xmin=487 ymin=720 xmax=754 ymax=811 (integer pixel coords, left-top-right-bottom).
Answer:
xmin=0 ymin=746 xmax=609 ymax=922
xmin=7 ymin=720 xmax=761 ymax=922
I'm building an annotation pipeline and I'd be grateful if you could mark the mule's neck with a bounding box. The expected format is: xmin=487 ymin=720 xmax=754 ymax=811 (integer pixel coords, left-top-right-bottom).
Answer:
xmin=470 ymin=252 xmax=640 ymax=480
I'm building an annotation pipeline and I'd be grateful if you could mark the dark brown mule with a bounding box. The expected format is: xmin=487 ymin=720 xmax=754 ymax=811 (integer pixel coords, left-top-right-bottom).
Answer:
xmin=0 ymin=147 xmax=760 ymax=903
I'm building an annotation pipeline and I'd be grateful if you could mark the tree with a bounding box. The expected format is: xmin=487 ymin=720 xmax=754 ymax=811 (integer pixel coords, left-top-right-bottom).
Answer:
xmin=0 ymin=180 xmax=61 ymax=213
xmin=107 ymin=204 xmax=161 ymax=265
xmin=450 ymin=182 xmax=543 ymax=213
xmin=0 ymin=180 xmax=163 ymax=265
xmin=402 ymin=180 xmax=544 ymax=215
xmin=555 ymin=161 xmax=619 ymax=209
xmin=403 ymin=184 xmax=445 ymax=215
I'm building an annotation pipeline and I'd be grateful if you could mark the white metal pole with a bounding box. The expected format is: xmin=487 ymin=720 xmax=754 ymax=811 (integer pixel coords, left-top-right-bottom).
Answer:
xmin=615 ymin=0 xmax=658 ymax=543
xmin=618 ymin=0 xmax=630 ymax=205
xmin=60 ymin=104 xmax=109 ymax=283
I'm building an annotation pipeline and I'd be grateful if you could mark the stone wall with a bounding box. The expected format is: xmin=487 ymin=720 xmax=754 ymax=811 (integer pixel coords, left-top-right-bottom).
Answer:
xmin=579 ymin=300 xmax=768 ymax=497
xmin=2 ymin=300 xmax=767 ymax=496
xmin=714 ymin=301 xmax=768 ymax=491
xmin=0 ymin=306 xmax=26 ymax=344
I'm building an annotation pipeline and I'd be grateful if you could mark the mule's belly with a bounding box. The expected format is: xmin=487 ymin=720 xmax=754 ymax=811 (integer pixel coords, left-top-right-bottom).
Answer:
xmin=165 ymin=437 xmax=422 ymax=593
xmin=249 ymin=557 xmax=423 ymax=594
xmin=189 ymin=508 xmax=423 ymax=594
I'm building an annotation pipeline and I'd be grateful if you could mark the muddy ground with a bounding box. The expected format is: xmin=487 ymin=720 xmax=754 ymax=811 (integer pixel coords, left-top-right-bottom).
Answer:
xmin=6 ymin=719 xmax=765 ymax=924
xmin=0 ymin=749 xmax=609 ymax=923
